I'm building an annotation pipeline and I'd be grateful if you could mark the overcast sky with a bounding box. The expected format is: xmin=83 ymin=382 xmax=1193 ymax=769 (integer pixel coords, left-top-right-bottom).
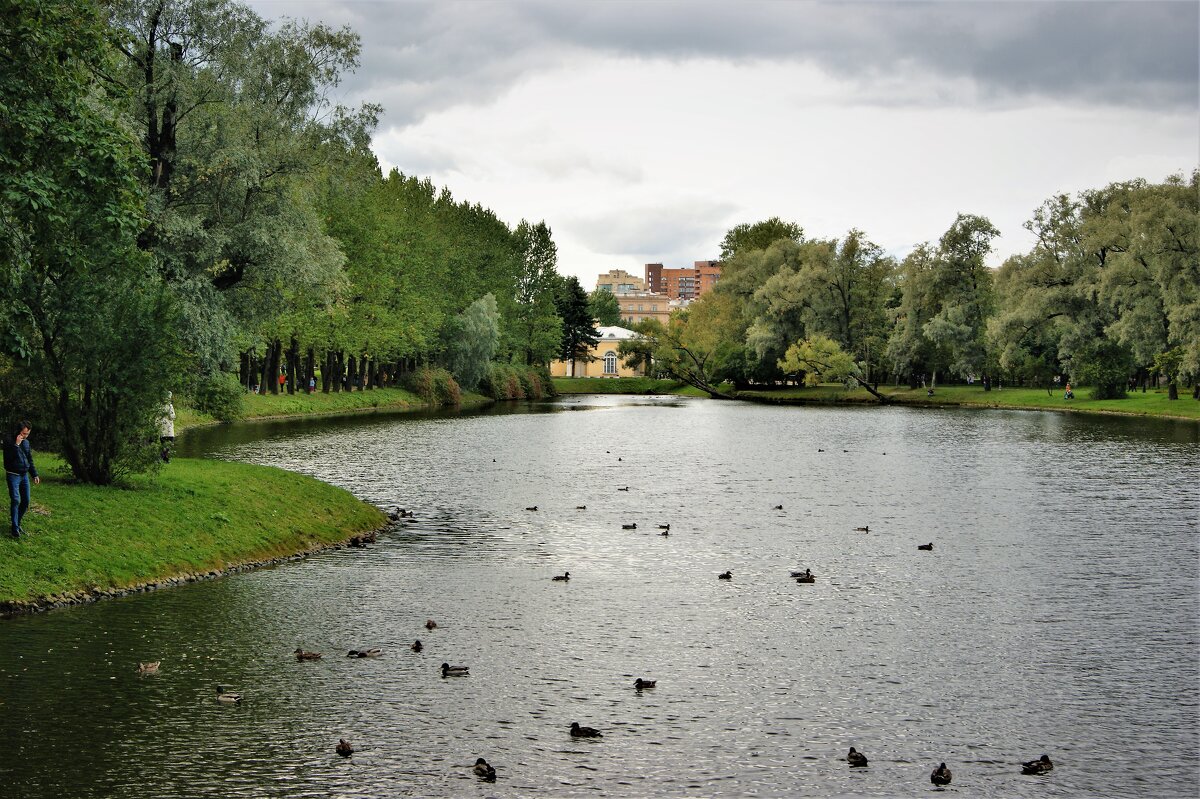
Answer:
xmin=249 ymin=0 xmax=1198 ymax=288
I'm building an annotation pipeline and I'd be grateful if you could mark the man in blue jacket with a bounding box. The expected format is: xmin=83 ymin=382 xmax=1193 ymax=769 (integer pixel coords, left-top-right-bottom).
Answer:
xmin=4 ymin=421 xmax=40 ymax=539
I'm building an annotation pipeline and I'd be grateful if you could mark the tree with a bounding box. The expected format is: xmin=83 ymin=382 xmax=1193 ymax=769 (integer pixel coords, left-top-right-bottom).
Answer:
xmin=745 ymin=231 xmax=896 ymax=382
xmin=620 ymin=298 xmax=739 ymax=399
xmin=588 ymin=288 xmax=621 ymax=326
xmin=508 ymin=220 xmax=562 ymax=365
xmin=719 ymin=217 xmax=804 ymax=260
xmin=1 ymin=0 xmax=183 ymax=483
xmin=554 ymin=276 xmax=599 ymax=376
xmin=106 ymin=0 xmax=378 ymax=373
xmin=779 ymin=336 xmax=887 ymax=402
xmin=887 ymin=215 xmax=998 ymax=386
xmin=442 ymin=294 xmax=500 ymax=390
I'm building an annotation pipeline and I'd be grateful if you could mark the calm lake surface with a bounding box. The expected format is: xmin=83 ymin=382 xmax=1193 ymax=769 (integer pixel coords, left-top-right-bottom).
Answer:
xmin=2 ymin=397 xmax=1197 ymax=798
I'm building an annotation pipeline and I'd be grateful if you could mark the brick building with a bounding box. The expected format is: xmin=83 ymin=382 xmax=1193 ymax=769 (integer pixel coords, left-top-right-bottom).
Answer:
xmin=644 ymin=260 xmax=722 ymax=301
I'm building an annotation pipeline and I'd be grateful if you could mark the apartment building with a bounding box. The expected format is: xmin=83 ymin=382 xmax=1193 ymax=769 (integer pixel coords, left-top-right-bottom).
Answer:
xmin=594 ymin=269 xmax=647 ymax=295
xmin=644 ymin=260 xmax=722 ymax=301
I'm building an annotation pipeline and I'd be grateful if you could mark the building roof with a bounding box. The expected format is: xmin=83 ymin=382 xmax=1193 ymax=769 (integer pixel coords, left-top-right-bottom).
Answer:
xmin=596 ymin=325 xmax=639 ymax=341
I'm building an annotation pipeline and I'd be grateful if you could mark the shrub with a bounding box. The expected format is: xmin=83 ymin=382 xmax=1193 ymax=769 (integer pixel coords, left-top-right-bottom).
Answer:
xmin=404 ymin=366 xmax=461 ymax=407
xmin=516 ymin=369 xmax=536 ymax=399
xmin=191 ymin=372 xmax=244 ymax=422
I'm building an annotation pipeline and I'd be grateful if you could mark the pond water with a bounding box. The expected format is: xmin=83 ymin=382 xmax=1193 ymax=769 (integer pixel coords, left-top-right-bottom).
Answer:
xmin=1 ymin=397 xmax=1197 ymax=798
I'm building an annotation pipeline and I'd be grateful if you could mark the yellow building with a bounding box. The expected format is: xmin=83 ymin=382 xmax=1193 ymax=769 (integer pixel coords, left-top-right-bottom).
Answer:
xmin=549 ymin=326 xmax=646 ymax=378
xmin=616 ymin=291 xmax=672 ymax=327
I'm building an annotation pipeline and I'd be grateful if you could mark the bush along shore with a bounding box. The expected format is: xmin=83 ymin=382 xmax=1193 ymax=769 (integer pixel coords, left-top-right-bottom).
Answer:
xmin=0 ymin=457 xmax=388 ymax=616
xmin=179 ymin=364 xmax=555 ymax=430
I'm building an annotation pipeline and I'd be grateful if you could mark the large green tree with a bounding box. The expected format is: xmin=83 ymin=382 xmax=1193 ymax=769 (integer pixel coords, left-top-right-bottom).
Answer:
xmin=106 ymin=0 xmax=378 ymax=374
xmin=508 ymin=220 xmax=562 ymax=365
xmin=719 ymin=217 xmax=804 ymax=260
xmin=1 ymin=0 xmax=183 ymax=483
xmin=887 ymin=215 xmax=998 ymax=386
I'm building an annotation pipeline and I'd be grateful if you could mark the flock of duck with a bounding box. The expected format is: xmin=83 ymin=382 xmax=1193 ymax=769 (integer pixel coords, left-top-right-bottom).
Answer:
xmin=130 ymin=449 xmax=1053 ymax=790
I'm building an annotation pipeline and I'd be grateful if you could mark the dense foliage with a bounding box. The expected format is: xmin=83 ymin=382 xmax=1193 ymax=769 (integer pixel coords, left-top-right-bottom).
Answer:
xmin=1 ymin=0 xmax=570 ymax=482
xmin=630 ymin=172 xmax=1197 ymax=401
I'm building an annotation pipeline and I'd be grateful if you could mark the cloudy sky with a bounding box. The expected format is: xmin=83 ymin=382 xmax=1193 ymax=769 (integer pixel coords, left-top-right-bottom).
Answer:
xmin=248 ymin=0 xmax=1198 ymax=288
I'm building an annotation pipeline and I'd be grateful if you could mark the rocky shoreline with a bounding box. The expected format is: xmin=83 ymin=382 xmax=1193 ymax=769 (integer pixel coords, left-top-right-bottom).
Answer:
xmin=0 ymin=521 xmax=393 ymax=618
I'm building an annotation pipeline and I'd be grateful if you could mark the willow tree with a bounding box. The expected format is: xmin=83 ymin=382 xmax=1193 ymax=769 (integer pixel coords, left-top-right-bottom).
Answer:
xmin=107 ymin=0 xmax=378 ymax=377
xmin=1 ymin=0 xmax=183 ymax=483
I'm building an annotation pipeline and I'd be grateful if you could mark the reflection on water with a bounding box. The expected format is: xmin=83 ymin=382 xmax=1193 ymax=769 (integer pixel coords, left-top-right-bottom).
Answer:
xmin=2 ymin=397 xmax=1197 ymax=798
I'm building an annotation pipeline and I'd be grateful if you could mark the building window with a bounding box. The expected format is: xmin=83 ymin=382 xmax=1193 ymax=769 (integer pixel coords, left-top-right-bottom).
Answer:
xmin=604 ymin=351 xmax=618 ymax=374
xmin=652 ymin=305 xmax=658 ymax=311
xmin=637 ymin=305 xmax=644 ymax=311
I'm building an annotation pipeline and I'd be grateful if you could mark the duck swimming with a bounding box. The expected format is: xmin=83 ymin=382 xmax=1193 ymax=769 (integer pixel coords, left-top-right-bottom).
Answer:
xmin=634 ymin=678 xmax=656 ymax=690
xmin=336 ymin=739 xmax=353 ymax=757
xmin=473 ymin=757 xmax=496 ymax=780
xmin=525 ymin=506 xmax=538 ymax=511
xmin=917 ymin=543 xmax=934 ymax=551
xmin=855 ymin=525 xmax=870 ymax=532
xmin=795 ymin=569 xmax=815 ymax=583
xmin=657 ymin=524 xmax=670 ymax=530
xmin=718 ymin=570 xmax=733 ymax=580
xmin=425 ymin=619 xmax=438 ymax=630
xmin=347 ymin=648 xmax=382 ymax=658
xmin=441 ymin=662 xmax=469 ymax=677
xmin=215 ymin=685 xmax=242 ymax=703
xmin=622 ymin=523 xmax=637 ymax=529
xmin=552 ymin=571 xmax=571 ymax=581
xmin=617 ymin=486 xmax=629 ymax=491
xmin=1021 ymin=754 xmax=1053 ymax=775
xmin=773 ymin=504 xmax=783 ymax=510
xmin=846 ymin=746 xmax=868 ymax=767
xmin=294 ymin=648 xmax=322 ymax=661
xmin=576 ymin=505 xmax=587 ymax=510
xmin=570 ymin=722 xmax=603 ymax=738
xmin=930 ymin=762 xmax=952 ymax=786
xmin=137 ymin=661 xmax=160 ymax=675
xmin=411 ymin=640 xmax=423 ymax=652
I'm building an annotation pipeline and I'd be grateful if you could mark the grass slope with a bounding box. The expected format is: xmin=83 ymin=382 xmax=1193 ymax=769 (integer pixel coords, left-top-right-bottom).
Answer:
xmin=552 ymin=377 xmax=716 ymax=396
xmin=0 ymin=456 xmax=385 ymax=604
xmin=736 ymin=384 xmax=1200 ymax=419
xmin=177 ymin=387 xmax=492 ymax=430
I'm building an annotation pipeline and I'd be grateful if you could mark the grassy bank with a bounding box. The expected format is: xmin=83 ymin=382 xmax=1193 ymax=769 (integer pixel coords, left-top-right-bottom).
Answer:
xmin=0 ymin=456 xmax=386 ymax=606
xmin=177 ymin=386 xmax=493 ymax=430
xmin=552 ymin=377 xmax=718 ymax=396
xmin=735 ymin=383 xmax=1200 ymax=420
xmin=553 ymin=377 xmax=1198 ymax=420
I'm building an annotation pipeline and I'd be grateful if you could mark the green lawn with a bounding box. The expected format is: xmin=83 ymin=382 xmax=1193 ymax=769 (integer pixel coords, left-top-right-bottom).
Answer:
xmin=552 ymin=377 xmax=728 ymax=397
xmin=0 ymin=456 xmax=386 ymax=605
xmin=735 ymin=383 xmax=1200 ymax=420
xmin=177 ymin=386 xmax=493 ymax=431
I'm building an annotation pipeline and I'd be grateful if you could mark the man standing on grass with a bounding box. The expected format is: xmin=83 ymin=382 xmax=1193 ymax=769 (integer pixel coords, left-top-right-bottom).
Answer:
xmin=3 ymin=421 xmax=39 ymax=539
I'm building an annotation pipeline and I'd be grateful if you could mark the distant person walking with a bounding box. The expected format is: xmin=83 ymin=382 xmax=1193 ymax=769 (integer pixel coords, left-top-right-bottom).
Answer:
xmin=3 ymin=421 xmax=39 ymax=539
xmin=160 ymin=392 xmax=176 ymax=463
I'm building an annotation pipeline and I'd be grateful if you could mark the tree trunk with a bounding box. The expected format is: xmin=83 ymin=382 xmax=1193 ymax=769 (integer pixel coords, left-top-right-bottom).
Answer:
xmin=347 ymin=355 xmax=358 ymax=391
xmin=266 ymin=339 xmax=282 ymax=394
xmin=1168 ymin=382 xmax=1178 ymax=400
xmin=239 ymin=350 xmax=250 ymax=389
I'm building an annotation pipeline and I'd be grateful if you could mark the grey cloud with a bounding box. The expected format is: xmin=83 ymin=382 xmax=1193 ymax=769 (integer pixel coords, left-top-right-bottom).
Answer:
xmin=250 ymin=1 xmax=1197 ymax=125
xmin=565 ymin=199 xmax=738 ymax=261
